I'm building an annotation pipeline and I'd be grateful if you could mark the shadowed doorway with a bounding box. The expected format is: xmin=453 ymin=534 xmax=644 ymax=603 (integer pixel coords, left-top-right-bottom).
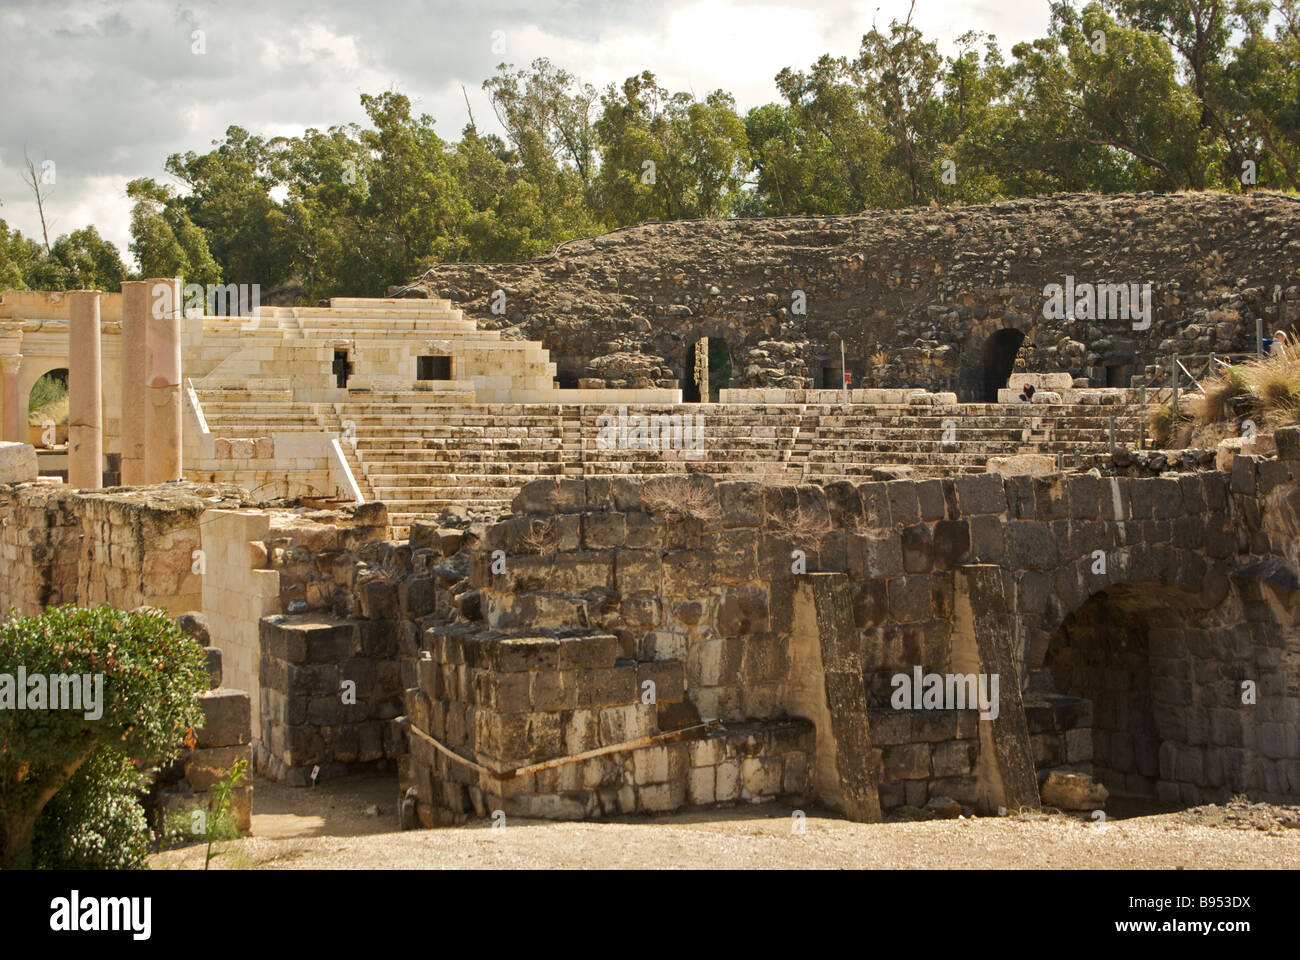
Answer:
xmin=980 ymin=329 xmax=1025 ymax=402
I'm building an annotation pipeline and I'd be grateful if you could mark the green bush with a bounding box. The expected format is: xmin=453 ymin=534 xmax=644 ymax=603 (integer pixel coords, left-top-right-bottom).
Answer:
xmin=31 ymin=752 xmax=150 ymax=870
xmin=0 ymin=605 xmax=208 ymax=869
xmin=27 ymin=372 xmax=67 ymax=420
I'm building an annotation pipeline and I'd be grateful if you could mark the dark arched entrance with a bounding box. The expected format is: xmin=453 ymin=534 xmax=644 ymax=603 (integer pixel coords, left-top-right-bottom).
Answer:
xmin=1040 ymin=581 xmax=1253 ymax=809
xmin=682 ymin=338 xmax=732 ymax=403
xmin=979 ymin=329 xmax=1025 ymax=402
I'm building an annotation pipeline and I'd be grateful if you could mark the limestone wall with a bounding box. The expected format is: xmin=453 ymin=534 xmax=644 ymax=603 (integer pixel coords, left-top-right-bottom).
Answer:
xmin=0 ymin=482 xmax=209 ymax=616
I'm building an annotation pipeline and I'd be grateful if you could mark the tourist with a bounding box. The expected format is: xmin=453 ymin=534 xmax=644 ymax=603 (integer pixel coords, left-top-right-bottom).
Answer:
xmin=1018 ymin=383 xmax=1036 ymax=403
xmin=1273 ymin=330 xmax=1289 ymax=358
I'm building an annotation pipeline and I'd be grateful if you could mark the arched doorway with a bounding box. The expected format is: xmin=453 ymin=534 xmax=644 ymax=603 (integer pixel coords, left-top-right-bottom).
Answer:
xmin=979 ymin=329 xmax=1025 ymax=402
xmin=28 ymin=367 xmax=68 ymax=448
xmin=1041 ymin=581 xmax=1252 ymax=808
xmin=682 ymin=338 xmax=732 ymax=403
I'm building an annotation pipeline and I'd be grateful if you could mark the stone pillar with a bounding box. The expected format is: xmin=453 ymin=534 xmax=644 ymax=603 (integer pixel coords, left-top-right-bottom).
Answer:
xmin=119 ymin=280 xmax=150 ymax=485
xmin=1 ymin=355 xmax=22 ymax=443
xmin=68 ymin=291 xmax=103 ymax=490
xmin=694 ymin=337 xmax=709 ymax=402
xmin=144 ymin=277 xmax=183 ymax=484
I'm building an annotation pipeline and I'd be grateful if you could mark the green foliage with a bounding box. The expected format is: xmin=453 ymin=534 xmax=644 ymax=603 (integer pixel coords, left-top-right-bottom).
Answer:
xmin=7 ymin=2 xmax=1299 ymax=302
xmin=0 ymin=605 xmax=208 ymax=869
xmin=31 ymin=752 xmax=150 ymax=870
xmin=0 ymin=218 xmax=38 ymax=291
xmin=22 ymin=226 xmax=127 ymax=292
xmin=203 ymin=758 xmax=247 ymax=869
xmin=28 ymin=372 xmax=67 ymax=421
xmin=126 ymin=178 xmax=222 ymax=286
xmin=593 ymin=73 xmax=751 ymax=222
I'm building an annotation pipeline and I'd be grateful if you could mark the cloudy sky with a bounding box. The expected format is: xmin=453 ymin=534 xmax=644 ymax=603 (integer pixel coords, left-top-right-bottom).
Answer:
xmin=0 ymin=0 xmax=1053 ymax=260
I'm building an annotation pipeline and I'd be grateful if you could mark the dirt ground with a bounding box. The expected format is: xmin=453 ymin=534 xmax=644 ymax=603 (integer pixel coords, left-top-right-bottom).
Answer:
xmin=147 ymin=773 xmax=1300 ymax=870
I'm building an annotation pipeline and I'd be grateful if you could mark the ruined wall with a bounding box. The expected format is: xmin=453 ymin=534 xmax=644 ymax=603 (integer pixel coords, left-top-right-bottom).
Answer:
xmin=418 ymin=193 xmax=1300 ymax=399
xmin=0 ymin=481 xmax=393 ymax=762
xmin=382 ymin=450 xmax=1299 ymax=820
xmin=0 ymin=482 xmax=214 ymax=616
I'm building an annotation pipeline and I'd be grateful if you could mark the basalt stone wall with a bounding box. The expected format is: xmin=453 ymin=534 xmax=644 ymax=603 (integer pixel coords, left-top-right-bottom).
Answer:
xmin=417 ymin=193 xmax=1300 ymax=400
xmin=400 ymin=621 xmax=812 ymax=825
xmin=427 ymin=460 xmax=1300 ymax=816
xmin=257 ymin=614 xmax=404 ymax=784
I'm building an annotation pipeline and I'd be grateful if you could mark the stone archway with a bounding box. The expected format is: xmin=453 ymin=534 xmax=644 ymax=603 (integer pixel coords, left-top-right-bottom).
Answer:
xmin=1039 ymin=579 xmax=1260 ymax=807
xmin=27 ymin=366 xmax=68 ymax=447
xmin=978 ymin=328 xmax=1026 ymax=402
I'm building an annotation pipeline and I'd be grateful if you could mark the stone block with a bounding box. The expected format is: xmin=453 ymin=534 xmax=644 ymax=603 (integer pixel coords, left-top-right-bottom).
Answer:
xmin=930 ymin=741 xmax=972 ymax=778
xmin=882 ymin=743 xmax=929 ymax=781
xmin=956 ymin=474 xmax=1008 ymax=515
xmin=0 ymin=442 xmax=37 ymax=483
xmin=197 ymin=688 xmax=251 ymax=748
xmin=986 ymin=454 xmax=1055 ymax=477
xmin=202 ymin=646 xmax=223 ymax=689
xmin=1275 ymin=426 xmax=1300 ymax=461
xmin=1040 ymin=771 xmax=1108 ymax=810
xmin=184 ymin=744 xmax=251 ymax=792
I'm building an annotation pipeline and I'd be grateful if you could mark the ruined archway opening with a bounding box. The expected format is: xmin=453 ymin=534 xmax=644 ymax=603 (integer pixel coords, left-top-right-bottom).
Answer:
xmin=979 ymin=328 xmax=1025 ymax=402
xmin=28 ymin=368 xmax=68 ymax=448
xmin=1041 ymin=582 xmax=1214 ymax=813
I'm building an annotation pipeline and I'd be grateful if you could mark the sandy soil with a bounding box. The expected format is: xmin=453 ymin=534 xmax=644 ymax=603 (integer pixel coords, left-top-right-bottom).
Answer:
xmin=146 ymin=773 xmax=1300 ymax=870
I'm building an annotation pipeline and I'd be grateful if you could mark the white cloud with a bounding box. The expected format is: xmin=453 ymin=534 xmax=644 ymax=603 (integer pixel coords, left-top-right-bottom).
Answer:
xmin=0 ymin=0 xmax=1054 ymax=268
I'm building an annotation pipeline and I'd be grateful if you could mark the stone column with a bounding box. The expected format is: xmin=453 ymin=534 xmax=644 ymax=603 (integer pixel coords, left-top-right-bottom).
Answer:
xmin=144 ymin=277 xmax=183 ymax=484
xmin=694 ymin=337 xmax=709 ymax=402
xmin=1 ymin=355 xmax=23 ymax=443
xmin=119 ymin=280 xmax=150 ymax=484
xmin=68 ymin=291 xmax=103 ymax=489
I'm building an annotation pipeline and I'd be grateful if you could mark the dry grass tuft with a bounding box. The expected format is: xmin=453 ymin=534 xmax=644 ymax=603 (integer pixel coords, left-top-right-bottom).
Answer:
xmin=640 ymin=475 xmax=721 ymax=522
xmin=516 ymin=518 xmax=558 ymax=555
xmin=771 ymin=502 xmax=833 ymax=546
xmin=1190 ymin=350 xmax=1300 ymax=430
xmin=1147 ymin=402 xmax=1194 ymax=448
xmin=1193 ymin=365 xmax=1251 ymax=424
xmin=1238 ymin=351 xmax=1300 ymax=425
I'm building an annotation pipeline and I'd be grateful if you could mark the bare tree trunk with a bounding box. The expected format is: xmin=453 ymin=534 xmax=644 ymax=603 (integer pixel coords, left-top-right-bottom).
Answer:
xmin=21 ymin=153 xmax=53 ymax=255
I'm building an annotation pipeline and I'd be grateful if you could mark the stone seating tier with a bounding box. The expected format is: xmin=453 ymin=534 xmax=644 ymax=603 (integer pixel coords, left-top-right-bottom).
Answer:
xmin=192 ymin=391 xmax=1149 ymax=538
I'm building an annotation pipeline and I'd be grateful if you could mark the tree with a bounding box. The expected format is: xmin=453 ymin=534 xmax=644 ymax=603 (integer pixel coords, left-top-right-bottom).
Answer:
xmin=854 ymin=5 xmax=948 ymax=204
xmin=0 ymin=605 xmax=208 ymax=869
xmin=1007 ymin=2 xmax=1205 ymax=191
xmin=1214 ymin=0 xmax=1300 ymax=190
xmin=594 ymin=72 xmax=750 ymax=223
xmin=766 ymin=55 xmax=899 ymax=212
xmin=164 ymin=126 xmax=294 ymax=291
xmin=0 ymin=217 xmax=39 ymax=291
xmin=20 ymin=151 xmax=54 ymax=254
xmin=22 ymin=226 xmax=127 ymax=292
xmin=126 ymin=178 xmax=222 ymax=286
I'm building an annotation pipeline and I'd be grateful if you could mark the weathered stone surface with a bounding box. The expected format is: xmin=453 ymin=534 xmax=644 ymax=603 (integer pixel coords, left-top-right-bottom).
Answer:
xmin=197 ymin=688 xmax=251 ymax=748
xmin=0 ymin=441 xmax=37 ymax=484
xmin=1041 ymin=771 xmax=1109 ymax=810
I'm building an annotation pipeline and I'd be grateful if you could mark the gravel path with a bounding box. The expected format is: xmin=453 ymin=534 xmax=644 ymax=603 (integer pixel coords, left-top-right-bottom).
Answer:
xmin=148 ymin=774 xmax=1300 ymax=871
